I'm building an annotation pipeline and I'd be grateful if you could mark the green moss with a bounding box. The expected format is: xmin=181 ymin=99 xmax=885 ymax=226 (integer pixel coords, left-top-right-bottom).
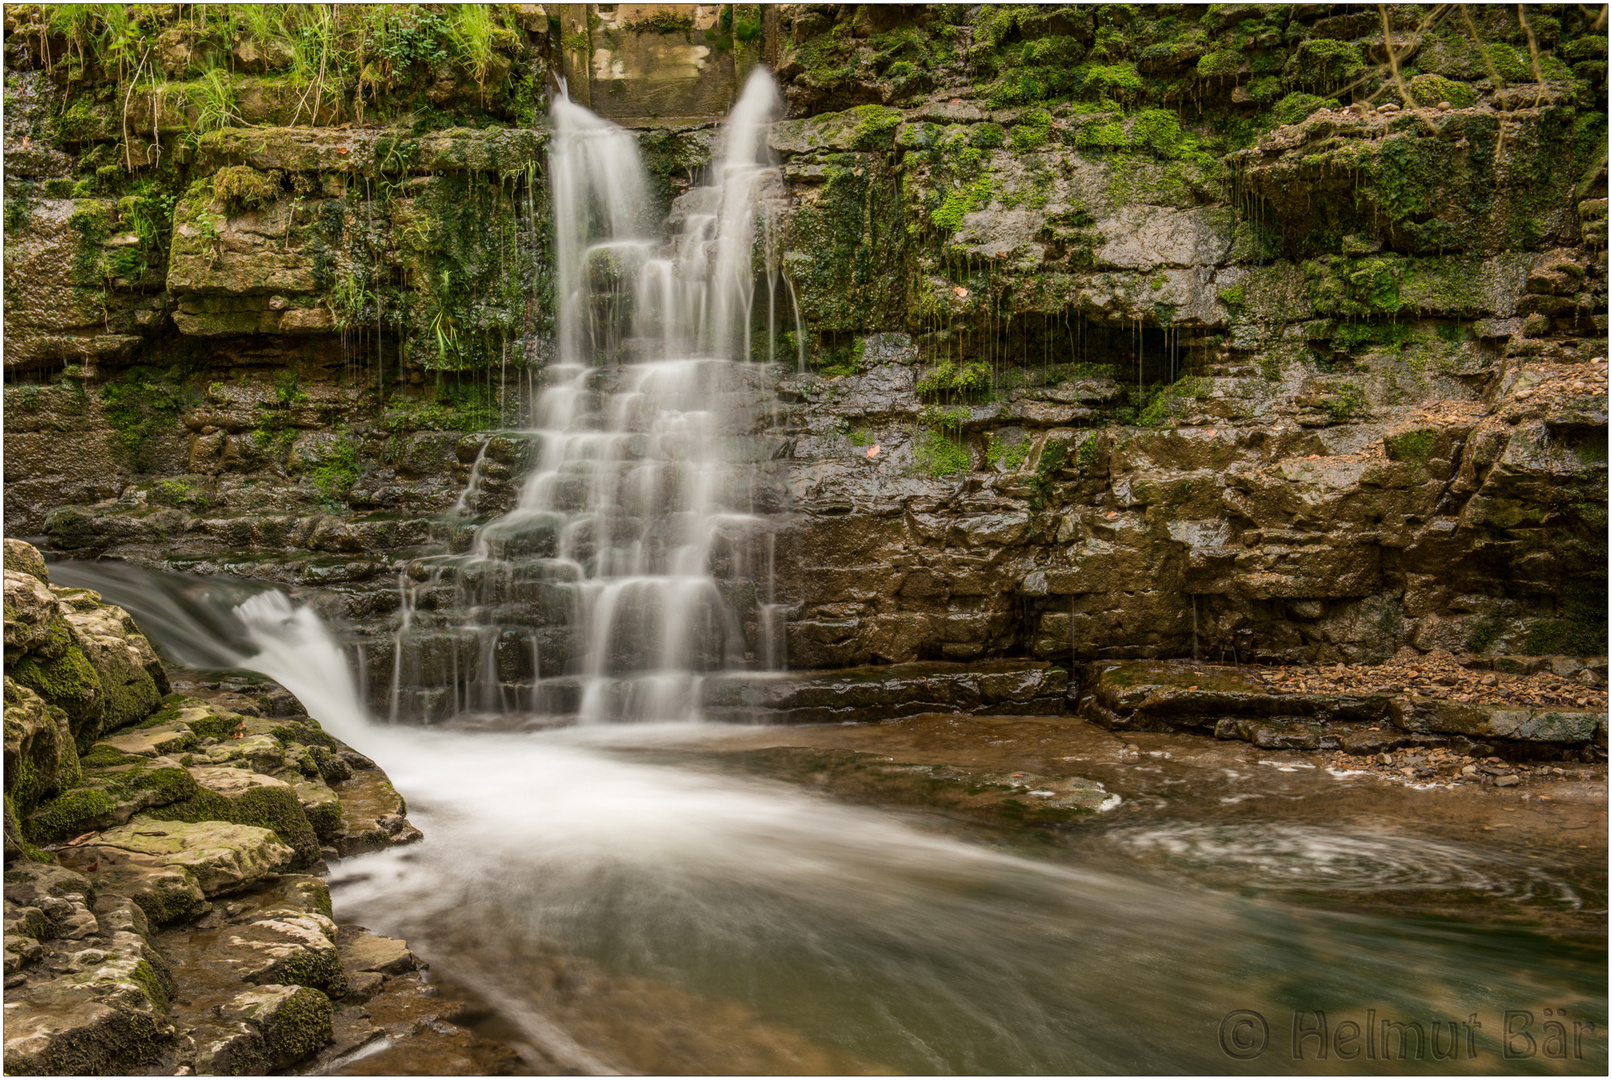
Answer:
xmin=916 ymin=360 xmax=991 ymax=399
xmin=1285 ymin=39 xmax=1364 ymax=92
xmin=930 ymin=176 xmax=992 ymax=233
xmin=986 ymin=431 xmax=1030 ymax=470
xmin=1271 ymin=92 xmax=1341 ymax=127
xmin=97 ymin=370 xmax=191 ymax=473
xmin=128 ymin=959 xmax=171 ymax=1012
xmin=969 ymin=122 xmax=1006 ymax=149
xmin=1323 ymin=381 xmax=1370 ymax=422
xmin=1009 ymin=109 xmax=1053 ymax=151
xmin=1075 ymin=120 xmax=1129 ymax=151
xmin=308 ymin=437 xmax=360 ymax=505
xmin=80 ymin=744 xmax=147 ymax=769
xmin=1217 ymin=284 xmax=1246 ymax=307
xmin=1406 ymin=73 xmax=1476 ymax=109
xmin=1082 ymin=62 xmax=1143 ymax=103
xmin=913 ymin=428 xmax=970 ymax=478
xmin=1385 ymin=429 xmax=1439 ymax=465
xmin=22 ymin=787 xmax=117 ymax=845
xmin=850 ymin=104 xmax=903 ymax=149
xmin=1465 ymin=614 xmax=1501 ymax=654
xmin=1029 ymin=437 xmax=1069 ymax=506
xmin=10 ymin=646 xmax=103 ymax=752
xmin=146 ymin=785 xmax=320 ymax=867
xmin=1196 ymin=49 xmax=1241 ymax=79
xmin=212 ymin=165 xmax=278 ymax=212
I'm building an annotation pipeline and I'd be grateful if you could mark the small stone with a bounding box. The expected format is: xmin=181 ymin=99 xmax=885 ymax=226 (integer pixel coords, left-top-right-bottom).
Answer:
xmin=1437 ymin=100 xmax=1452 ymax=110
xmin=1494 ymin=774 xmax=1521 ymax=787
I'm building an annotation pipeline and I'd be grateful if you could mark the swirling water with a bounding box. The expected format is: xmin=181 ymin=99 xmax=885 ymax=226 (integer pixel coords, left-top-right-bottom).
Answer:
xmin=51 ymin=561 xmax=1610 ymax=1075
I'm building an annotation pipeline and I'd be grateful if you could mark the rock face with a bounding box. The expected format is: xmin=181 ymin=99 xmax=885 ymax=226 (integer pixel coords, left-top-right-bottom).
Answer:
xmin=3 ymin=542 xmax=432 ymax=1075
xmin=2 ymin=7 xmax=1606 ymax=691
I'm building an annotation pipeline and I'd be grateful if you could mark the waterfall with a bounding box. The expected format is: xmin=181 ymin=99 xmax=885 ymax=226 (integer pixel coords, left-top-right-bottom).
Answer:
xmin=386 ymin=70 xmax=792 ymax=725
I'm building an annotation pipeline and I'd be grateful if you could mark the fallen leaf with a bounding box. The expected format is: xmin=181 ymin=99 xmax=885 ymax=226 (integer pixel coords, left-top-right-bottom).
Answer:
xmin=1207 ymin=428 xmax=1218 ymax=437
xmin=66 ymin=831 xmax=97 ymax=847
xmin=953 ymin=285 xmax=969 ymax=298
xmin=866 ymin=444 xmax=880 ymax=458
xmin=1105 ymin=511 xmax=1117 ymax=518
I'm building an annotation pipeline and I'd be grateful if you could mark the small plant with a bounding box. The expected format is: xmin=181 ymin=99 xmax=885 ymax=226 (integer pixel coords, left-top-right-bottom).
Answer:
xmin=986 ymin=431 xmax=1030 ymax=470
xmin=916 ymin=360 xmax=991 ymax=399
xmin=1324 ymin=381 xmax=1369 ymax=422
xmin=309 ymin=437 xmax=359 ymax=504
xmin=274 ymin=370 xmax=310 ymax=408
xmin=913 ymin=428 xmax=970 ymax=477
xmin=188 ymin=67 xmax=241 ymax=132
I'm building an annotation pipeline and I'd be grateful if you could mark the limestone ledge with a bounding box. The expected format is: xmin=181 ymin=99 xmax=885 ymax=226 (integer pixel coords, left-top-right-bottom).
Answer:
xmin=1079 ymin=659 xmax=1608 ymax=755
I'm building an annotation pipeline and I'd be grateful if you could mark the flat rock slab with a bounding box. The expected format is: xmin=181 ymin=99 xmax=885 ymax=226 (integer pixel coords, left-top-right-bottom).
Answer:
xmin=67 ymin=817 xmax=293 ymax=906
xmin=98 ymin=723 xmax=196 ymax=757
xmin=330 ymin=771 xmax=423 ymax=858
xmin=341 ymin=932 xmax=419 ymax=977
xmin=701 ymin=660 xmax=1069 ymax=723
xmin=1086 ymin=662 xmax=1606 ymax=745
xmin=1393 ymin=697 xmax=1606 ymax=742
xmin=1086 ymin=660 xmax=1391 ymax=731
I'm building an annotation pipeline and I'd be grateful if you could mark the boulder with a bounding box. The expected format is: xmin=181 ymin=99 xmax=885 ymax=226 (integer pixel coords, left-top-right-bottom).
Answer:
xmin=3 ymin=677 xmax=79 ymax=817
xmin=64 ymin=817 xmax=294 ymax=917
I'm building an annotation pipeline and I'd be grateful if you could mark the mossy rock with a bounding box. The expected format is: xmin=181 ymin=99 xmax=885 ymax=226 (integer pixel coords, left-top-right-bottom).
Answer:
xmin=1407 ymin=73 xmax=1476 ymax=109
xmin=3 ymin=539 xmax=50 ymax=581
xmin=4 ymin=676 xmax=79 ymax=817
xmin=145 ymin=769 xmax=320 ymax=868
xmin=22 ymin=761 xmax=199 ymax=844
xmin=9 ymin=643 xmax=105 ymax=752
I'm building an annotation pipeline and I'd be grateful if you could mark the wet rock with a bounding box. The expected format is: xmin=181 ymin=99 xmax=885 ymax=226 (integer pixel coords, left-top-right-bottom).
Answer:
xmin=1 ymin=889 xmax=174 ymax=1075
xmin=3 ymin=677 xmax=79 ymax=818
xmin=342 ymin=932 xmax=421 ymax=977
xmin=329 ymin=770 xmax=423 ymax=857
xmin=21 ymin=756 xmax=197 ymax=845
xmin=1085 ymin=660 xmax=1391 ymax=733
xmin=63 ymin=818 xmax=294 ymax=919
xmin=702 ymin=660 xmax=1067 ymax=723
xmin=143 ymin=766 xmax=321 ymax=868
xmin=1391 ymin=697 xmax=1604 ymax=742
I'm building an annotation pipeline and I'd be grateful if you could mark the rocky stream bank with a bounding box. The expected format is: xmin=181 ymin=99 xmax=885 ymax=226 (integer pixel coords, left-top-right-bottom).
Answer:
xmin=3 ymin=539 xmax=525 ymax=1075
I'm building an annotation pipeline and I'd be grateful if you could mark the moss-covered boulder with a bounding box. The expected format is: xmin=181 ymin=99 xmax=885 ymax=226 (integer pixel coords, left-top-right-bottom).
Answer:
xmin=52 ymin=591 xmax=168 ymax=735
xmin=219 ymin=985 xmax=336 ymax=1070
xmin=21 ymin=756 xmax=198 ymax=846
xmin=145 ymin=767 xmax=321 ymax=868
xmin=3 ymin=677 xmax=79 ymax=819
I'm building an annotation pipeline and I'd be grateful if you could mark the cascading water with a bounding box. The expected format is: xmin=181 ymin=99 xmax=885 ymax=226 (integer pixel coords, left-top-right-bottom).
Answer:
xmin=49 ymin=559 xmax=1608 ymax=1074
xmin=382 ymin=70 xmax=795 ymax=725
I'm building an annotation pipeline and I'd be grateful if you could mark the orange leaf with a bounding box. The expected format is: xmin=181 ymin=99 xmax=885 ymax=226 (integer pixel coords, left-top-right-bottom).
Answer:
xmin=866 ymin=445 xmax=880 ymax=458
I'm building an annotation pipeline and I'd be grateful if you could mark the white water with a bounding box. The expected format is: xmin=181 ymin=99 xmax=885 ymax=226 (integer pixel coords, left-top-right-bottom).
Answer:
xmin=42 ymin=69 xmax=1607 ymax=1074
xmin=384 ymin=70 xmax=793 ymax=724
xmin=48 ymin=560 xmax=1608 ymax=1073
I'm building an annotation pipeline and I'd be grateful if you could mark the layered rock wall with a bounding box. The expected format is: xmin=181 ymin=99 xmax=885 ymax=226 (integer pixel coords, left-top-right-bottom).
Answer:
xmin=3 ymin=4 xmax=1606 ymax=672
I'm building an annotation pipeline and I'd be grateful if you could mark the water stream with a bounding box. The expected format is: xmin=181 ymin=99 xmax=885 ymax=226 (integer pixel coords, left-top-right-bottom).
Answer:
xmin=52 ymin=559 xmax=1609 ymax=1074
xmin=45 ymin=72 xmax=1607 ymax=1076
xmin=381 ymin=70 xmax=793 ymax=725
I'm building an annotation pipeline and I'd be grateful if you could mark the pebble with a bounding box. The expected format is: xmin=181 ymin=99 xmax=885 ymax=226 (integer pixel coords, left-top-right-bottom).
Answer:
xmin=1494 ymin=775 xmax=1521 ymax=787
